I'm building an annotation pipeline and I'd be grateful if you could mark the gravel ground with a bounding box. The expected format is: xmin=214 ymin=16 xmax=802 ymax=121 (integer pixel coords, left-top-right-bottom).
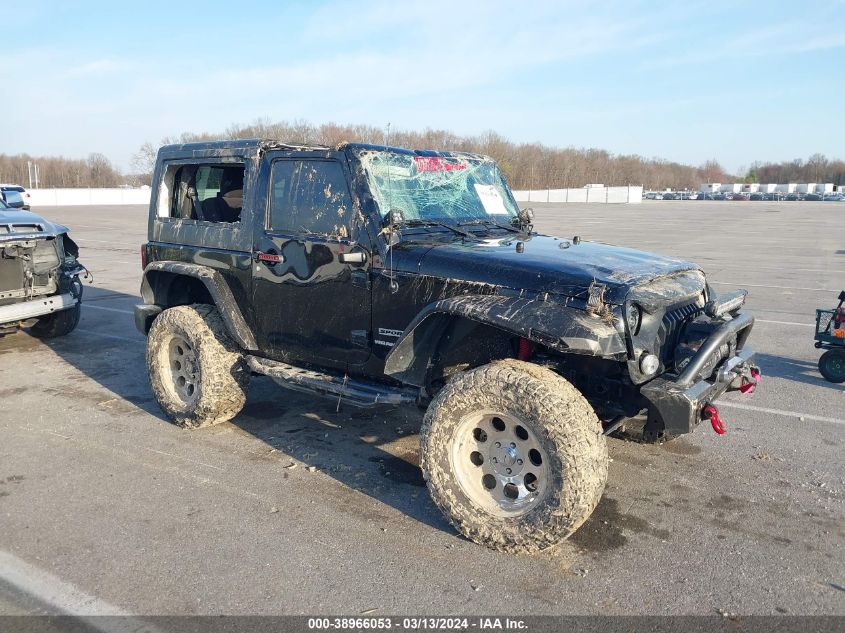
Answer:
xmin=0 ymin=201 xmax=842 ymax=616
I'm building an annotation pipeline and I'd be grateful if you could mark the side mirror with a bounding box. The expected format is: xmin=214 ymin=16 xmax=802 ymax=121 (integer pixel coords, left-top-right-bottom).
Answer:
xmin=4 ymin=191 xmax=25 ymax=209
xmin=383 ymin=208 xmax=404 ymax=229
xmin=512 ymin=207 xmax=534 ymax=231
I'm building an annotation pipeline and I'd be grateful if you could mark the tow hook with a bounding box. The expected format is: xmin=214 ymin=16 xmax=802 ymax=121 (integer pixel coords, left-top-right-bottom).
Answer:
xmin=702 ymin=405 xmax=726 ymax=435
xmin=739 ymin=368 xmax=761 ymax=394
xmin=517 ymin=337 xmax=533 ymax=361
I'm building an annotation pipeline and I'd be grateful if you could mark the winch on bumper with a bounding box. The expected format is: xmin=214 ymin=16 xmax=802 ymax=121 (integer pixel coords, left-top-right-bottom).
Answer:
xmin=639 ymin=310 xmax=757 ymax=437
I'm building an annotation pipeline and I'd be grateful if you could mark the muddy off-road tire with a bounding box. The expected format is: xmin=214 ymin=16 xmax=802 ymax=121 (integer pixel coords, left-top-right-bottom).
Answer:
xmin=147 ymin=304 xmax=250 ymax=428
xmin=818 ymin=349 xmax=845 ymax=383
xmin=29 ymin=302 xmax=81 ymax=339
xmin=421 ymin=359 xmax=608 ymax=553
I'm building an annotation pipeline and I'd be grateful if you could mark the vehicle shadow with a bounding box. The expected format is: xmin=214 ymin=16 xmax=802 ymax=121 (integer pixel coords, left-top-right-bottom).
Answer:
xmin=32 ymin=287 xmax=171 ymax=421
xmin=32 ymin=287 xmax=453 ymax=534
xmin=755 ymin=352 xmax=829 ymax=388
xmin=229 ymin=378 xmax=453 ymax=534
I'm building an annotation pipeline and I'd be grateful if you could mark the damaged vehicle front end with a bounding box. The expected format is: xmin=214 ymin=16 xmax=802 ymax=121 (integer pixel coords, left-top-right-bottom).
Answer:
xmin=355 ymin=146 xmax=759 ymax=442
xmin=0 ymin=203 xmax=86 ymax=338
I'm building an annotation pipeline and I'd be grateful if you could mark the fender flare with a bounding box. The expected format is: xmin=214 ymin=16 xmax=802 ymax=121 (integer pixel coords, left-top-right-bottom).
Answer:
xmin=384 ymin=294 xmax=627 ymax=387
xmin=140 ymin=261 xmax=257 ymax=350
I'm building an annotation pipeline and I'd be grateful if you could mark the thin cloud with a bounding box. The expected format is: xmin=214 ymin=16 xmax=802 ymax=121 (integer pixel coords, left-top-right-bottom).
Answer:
xmin=64 ymin=59 xmax=132 ymax=77
xmin=643 ymin=20 xmax=845 ymax=69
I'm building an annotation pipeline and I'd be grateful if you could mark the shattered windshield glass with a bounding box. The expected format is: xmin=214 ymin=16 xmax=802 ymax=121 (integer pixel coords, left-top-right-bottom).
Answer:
xmin=357 ymin=150 xmax=519 ymax=224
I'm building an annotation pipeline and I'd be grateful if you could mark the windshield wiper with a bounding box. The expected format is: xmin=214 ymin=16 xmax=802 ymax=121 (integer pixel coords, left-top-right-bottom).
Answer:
xmin=400 ymin=218 xmax=476 ymax=239
xmin=457 ymin=218 xmax=519 ymax=233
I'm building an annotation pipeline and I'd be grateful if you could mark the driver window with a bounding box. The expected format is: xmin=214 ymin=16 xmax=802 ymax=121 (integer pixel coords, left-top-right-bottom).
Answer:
xmin=269 ymin=160 xmax=352 ymax=239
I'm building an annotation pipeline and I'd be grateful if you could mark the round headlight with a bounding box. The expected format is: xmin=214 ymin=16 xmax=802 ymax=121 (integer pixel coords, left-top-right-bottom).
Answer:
xmin=626 ymin=303 xmax=642 ymax=334
xmin=640 ymin=353 xmax=660 ymax=376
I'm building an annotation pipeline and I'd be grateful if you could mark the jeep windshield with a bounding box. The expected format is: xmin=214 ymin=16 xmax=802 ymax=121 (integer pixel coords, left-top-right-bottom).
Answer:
xmin=356 ymin=149 xmax=519 ymax=227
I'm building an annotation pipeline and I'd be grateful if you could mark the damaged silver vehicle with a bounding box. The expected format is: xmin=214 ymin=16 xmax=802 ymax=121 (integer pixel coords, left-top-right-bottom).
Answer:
xmin=0 ymin=200 xmax=86 ymax=338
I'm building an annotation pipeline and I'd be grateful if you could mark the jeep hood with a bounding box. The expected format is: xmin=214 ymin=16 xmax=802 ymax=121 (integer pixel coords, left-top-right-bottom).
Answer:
xmin=400 ymin=233 xmax=701 ymax=305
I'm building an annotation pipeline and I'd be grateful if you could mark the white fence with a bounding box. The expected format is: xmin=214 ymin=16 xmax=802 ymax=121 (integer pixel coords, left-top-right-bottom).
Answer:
xmin=27 ymin=188 xmax=151 ymax=207
xmin=512 ymin=186 xmax=642 ymax=204
xmin=26 ymin=186 xmax=646 ymax=207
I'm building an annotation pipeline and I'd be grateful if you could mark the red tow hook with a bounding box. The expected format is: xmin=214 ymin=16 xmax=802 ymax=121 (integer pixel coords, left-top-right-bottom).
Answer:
xmin=739 ymin=368 xmax=761 ymax=394
xmin=702 ymin=405 xmax=726 ymax=435
xmin=517 ymin=337 xmax=533 ymax=361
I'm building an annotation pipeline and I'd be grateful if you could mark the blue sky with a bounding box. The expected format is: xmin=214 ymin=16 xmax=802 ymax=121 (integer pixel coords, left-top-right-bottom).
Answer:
xmin=2 ymin=0 xmax=844 ymax=173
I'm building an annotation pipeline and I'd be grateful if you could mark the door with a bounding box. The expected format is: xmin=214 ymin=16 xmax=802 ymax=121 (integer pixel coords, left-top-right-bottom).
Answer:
xmin=251 ymin=152 xmax=372 ymax=369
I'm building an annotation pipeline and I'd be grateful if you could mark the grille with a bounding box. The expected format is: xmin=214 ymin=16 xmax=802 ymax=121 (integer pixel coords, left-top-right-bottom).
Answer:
xmin=658 ymin=302 xmax=703 ymax=367
xmin=0 ymin=258 xmax=24 ymax=293
xmin=817 ymin=310 xmax=833 ymax=333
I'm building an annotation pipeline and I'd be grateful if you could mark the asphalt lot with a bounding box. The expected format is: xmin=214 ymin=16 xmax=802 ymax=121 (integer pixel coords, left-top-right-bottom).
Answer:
xmin=0 ymin=201 xmax=843 ymax=616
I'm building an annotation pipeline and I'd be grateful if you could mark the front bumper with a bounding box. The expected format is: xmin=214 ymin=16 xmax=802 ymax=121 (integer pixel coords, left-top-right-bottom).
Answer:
xmin=639 ymin=311 xmax=757 ymax=436
xmin=0 ymin=292 xmax=78 ymax=326
xmin=134 ymin=303 xmax=162 ymax=335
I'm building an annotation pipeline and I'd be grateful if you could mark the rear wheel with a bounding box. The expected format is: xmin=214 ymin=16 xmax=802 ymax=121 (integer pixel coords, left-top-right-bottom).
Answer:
xmin=147 ymin=304 xmax=250 ymax=428
xmin=421 ymin=359 xmax=608 ymax=552
xmin=819 ymin=349 xmax=845 ymax=383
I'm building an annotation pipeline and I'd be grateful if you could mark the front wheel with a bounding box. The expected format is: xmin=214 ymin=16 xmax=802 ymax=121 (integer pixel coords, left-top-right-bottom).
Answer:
xmin=421 ymin=359 xmax=608 ymax=552
xmin=29 ymin=302 xmax=81 ymax=338
xmin=819 ymin=349 xmax=845 ymax=383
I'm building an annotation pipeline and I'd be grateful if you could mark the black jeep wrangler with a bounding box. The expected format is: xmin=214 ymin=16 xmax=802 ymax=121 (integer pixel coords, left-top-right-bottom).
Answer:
xmin=135 ymin=139 xmax=758 ymax=552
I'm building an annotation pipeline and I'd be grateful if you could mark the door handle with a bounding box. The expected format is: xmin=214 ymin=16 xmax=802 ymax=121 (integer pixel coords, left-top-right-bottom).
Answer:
xmin=254 ymin=251 xmax=284 ymax=264
xmin=339 ymin=251 xmax=368 ymax=265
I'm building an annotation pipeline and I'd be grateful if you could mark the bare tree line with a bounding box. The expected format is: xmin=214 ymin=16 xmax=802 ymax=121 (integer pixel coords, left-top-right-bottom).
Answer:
xmin=748 ymin=153 xmax=845 ymax=186
xmin=6 ymin=119 xmax=843 ymax=191
xmin=131 ymin=119 xmax=735 ymax=191
xmin=0 ymin=152 xmax=123 ymax=188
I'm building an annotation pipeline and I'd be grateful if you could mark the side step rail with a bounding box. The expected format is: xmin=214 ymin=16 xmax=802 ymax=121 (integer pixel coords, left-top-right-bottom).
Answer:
xmin=247 ymin=356 xmax=419 ymax=408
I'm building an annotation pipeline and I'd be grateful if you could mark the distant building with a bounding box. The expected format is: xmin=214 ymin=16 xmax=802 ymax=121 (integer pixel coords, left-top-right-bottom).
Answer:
xmin=701 ymin=182 xmax=835 ymax=194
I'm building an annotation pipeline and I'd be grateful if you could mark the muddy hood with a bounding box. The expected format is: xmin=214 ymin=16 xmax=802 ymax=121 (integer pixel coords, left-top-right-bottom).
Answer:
xmin=403 ymin=233 xmax=701 ymax=304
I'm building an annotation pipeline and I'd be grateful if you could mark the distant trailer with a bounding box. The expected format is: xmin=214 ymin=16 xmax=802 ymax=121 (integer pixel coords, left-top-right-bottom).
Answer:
xmin=720 ymin=183 xmax=742 ymax=193
xmin=741 ymin=183 xmax=760 ymax=193
xmin=775 ymin=183 xmax=797 ymax=193
xmin=758 ymin=184 xmax=777 ymax=193
xmin=816 ymin=183 xmax=834 ymax=193
xmin=699 ymin=183 xmax=721 ymax=193
xmin=796 ymin=183 xmax=817 ymax=193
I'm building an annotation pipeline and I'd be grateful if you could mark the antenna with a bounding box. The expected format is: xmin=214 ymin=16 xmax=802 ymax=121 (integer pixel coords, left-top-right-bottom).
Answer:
xmin=384 ymin=122 xmax=398 ymax=293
